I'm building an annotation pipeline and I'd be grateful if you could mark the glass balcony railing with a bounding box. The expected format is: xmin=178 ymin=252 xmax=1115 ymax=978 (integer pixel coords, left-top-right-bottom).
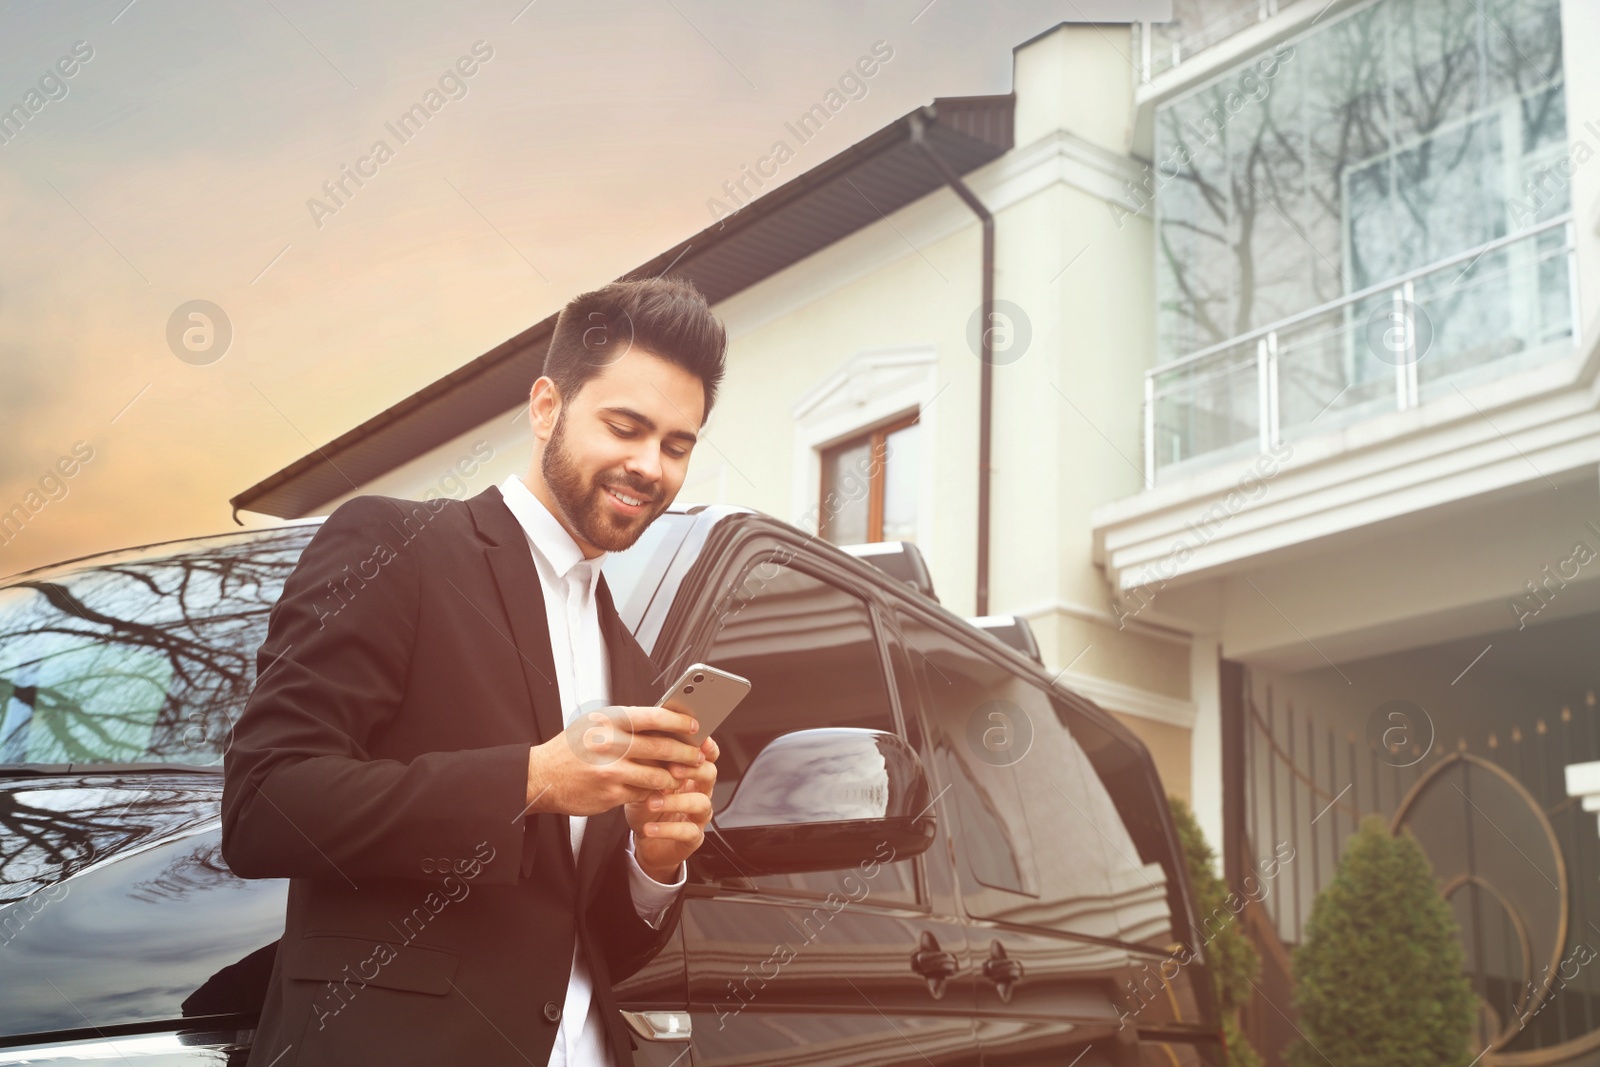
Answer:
xmin=1144 ymin=216 xmax=1579 ymax=482
xmin=1140 ymin=0 xmax=1306 ymax=81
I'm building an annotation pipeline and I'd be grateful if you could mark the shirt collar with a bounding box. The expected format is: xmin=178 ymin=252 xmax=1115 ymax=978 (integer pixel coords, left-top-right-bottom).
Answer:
xmin=497 ymin=473 xmax=604 ymax=584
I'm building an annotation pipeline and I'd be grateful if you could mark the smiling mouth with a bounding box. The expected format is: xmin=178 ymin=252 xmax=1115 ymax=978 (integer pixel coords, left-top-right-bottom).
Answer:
xmin=603 ymin=485 xmax=652 ymax=510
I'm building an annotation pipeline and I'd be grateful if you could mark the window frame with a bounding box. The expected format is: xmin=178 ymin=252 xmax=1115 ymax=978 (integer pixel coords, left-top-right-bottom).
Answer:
xmin=817 ymin=411 xmax=920 ymax=545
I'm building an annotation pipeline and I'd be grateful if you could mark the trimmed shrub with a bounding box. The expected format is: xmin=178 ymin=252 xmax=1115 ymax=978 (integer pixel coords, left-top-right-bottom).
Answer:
xmin=1289 ymin=816 xmax=1473 ymax=1067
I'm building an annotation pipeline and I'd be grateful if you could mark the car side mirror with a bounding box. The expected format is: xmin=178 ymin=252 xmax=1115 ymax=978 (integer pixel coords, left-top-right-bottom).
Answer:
xmin=691 ymin=727 xmax=937 ymax=878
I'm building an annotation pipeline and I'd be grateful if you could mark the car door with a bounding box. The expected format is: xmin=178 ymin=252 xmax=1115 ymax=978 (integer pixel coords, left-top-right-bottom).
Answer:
xmin=892 ymin=608 xmax=1220 ymax=1067
xmin=665 ymin=538 xmax=980 ymax=1067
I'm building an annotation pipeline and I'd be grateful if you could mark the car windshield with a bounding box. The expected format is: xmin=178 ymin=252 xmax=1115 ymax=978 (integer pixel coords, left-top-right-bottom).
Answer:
xmin=0 ymin=528 xmax=315 ymax=769
xmin=0 ymin=510 xmax=696 ymax=769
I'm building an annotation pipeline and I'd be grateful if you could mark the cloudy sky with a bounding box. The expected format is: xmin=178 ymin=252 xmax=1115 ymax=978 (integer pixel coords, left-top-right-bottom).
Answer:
xmin=1 ymin=0 xmax=1154 ymax=577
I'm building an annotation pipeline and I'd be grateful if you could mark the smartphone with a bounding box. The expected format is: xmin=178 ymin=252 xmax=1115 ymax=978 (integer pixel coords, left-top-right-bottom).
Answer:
xmin=650 ymin=662 xmax=751 ymax=750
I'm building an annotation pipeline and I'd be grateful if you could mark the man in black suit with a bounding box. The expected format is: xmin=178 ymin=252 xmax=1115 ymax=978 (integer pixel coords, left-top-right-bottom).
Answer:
xmin=221 ymin=276 xmax=728 ymax=1067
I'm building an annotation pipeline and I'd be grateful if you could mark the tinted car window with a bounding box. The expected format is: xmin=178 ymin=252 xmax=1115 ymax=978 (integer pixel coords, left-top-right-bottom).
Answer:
xmin=899 ymin=611 xmax=1175 ymax=945
xmin=1060 ymin=692 xmax=1187 ymax=950
xmin=896 ymin=616 xmax=1039 ymax=899
xmin=695 ymin=555 xmax=917 ymax=903
xmin=0 ymin=529 xmax=313 ymax=767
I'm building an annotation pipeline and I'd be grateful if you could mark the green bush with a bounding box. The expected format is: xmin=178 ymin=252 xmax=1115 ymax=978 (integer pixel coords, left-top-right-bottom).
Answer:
xmin=1289 ymin=816 xmax=1473 ymax=1067
xmin=1169 ymin=796 xmax=1262 ymax=1067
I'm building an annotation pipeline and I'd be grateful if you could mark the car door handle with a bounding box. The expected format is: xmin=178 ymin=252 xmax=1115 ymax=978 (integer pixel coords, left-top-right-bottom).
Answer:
xmin=911 ymin=930 xmax=959 ymax=998
xmin=911 ymin=947 xmax=960 ymax=977
xmin=620 ymin=1010 xmax=692 ymax=1042
xmin=982 ymin=941 xmax=1024 ymax=1002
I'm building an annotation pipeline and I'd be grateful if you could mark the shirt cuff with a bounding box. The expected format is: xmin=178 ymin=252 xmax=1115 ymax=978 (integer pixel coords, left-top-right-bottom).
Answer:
xmin=625 ymin=832 xmax=685 ymax=930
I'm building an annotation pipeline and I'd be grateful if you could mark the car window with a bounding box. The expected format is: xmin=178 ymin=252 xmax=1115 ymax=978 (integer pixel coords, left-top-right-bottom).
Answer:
xmin=0 ymin=529 xmax=313 ymax=767
xmin=898 ymin=611 xmax=1175 ymax=945
xmin=692 ymin=554 xmax=918 ymax=904
xmin=895 ymin=615 xmax=1041 ymax=900
xmin=1058 ymin=694 xmax=1185 ymax=950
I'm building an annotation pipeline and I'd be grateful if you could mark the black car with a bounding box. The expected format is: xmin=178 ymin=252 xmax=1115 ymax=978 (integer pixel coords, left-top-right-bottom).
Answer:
xmin=0 ymin=504 xmax=1222 ymax=1066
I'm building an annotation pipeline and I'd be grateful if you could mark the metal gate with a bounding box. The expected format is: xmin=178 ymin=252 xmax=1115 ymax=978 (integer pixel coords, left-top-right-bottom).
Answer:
xmin=1225 ymin=666 xmax=1600 ymax=1066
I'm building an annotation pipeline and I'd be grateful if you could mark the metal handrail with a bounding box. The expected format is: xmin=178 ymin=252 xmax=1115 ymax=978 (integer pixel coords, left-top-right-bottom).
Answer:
xmin=1144 ymin=216 xmax=1580 ymax=482
xmin=1149 ymin=233 xmax=1577 ymax=401
xmin=1148 ymin=213 xmax=1575 ymax=379
xmin=1143 ymin=0 xmax=1289 ymax=80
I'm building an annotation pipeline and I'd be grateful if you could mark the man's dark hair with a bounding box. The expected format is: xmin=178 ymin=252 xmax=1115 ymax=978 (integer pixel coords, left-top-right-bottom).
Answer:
xmin=542 ymin=276 xmax=727 ymax=422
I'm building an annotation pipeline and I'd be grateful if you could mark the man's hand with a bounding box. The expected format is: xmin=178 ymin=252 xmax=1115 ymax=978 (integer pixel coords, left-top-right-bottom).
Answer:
xmin=525 ymin=706 xmax=705 ymax=818
xmin=625 ymin=734 xmax=718 ymax=882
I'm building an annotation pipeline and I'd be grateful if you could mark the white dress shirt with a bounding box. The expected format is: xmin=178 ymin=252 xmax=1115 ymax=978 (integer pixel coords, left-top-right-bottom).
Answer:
xmin=498 ymin=474 xmax=685 ymax=1067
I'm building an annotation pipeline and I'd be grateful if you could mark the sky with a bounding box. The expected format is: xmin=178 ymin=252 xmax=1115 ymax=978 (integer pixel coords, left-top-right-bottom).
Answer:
xmin=0 ymin=0 xmax=1160 ymax=578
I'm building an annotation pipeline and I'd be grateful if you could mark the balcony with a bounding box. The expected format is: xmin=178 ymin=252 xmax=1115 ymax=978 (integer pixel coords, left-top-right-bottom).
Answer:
xmin=1144 ymin=217 xmax=1579 ymax=482
xmin=1140 ymin=0 xmax=1307 ymax=81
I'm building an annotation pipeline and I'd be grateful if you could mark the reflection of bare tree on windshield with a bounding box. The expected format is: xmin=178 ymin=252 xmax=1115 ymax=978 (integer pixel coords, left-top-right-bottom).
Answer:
xmin=0 ymin=530 xmax=311 ymax=767
xmin=0 ymin=529 xmax=313 ymax=902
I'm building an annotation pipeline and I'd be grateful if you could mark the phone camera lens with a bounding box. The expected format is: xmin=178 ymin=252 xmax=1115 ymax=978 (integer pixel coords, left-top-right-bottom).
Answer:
xmin=692 ymin=673 xmax=705 ymax=683
xmin=684 ymin=685 xmax=695 ymax=694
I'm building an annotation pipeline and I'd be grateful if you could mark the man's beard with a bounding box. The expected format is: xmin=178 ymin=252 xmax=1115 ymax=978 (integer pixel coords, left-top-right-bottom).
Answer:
xmin=541 ymin=411 xmax=664 ymax=552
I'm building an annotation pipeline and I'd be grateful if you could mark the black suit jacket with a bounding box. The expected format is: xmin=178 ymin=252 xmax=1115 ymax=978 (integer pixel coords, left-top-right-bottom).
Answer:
xmin=221 ymin=484 xmax=680 ymax=1067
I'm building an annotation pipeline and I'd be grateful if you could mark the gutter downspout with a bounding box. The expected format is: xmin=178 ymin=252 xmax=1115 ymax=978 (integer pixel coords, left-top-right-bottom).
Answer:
xmin=909 ymin=109 xmax=994 ymax=616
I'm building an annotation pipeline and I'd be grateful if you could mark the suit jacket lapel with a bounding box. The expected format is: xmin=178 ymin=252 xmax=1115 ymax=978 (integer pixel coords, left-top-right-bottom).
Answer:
xmin=468 ymin=487 xmax=568 ymax=746
xmin=466 ymin=486 xmax=575 ymax=883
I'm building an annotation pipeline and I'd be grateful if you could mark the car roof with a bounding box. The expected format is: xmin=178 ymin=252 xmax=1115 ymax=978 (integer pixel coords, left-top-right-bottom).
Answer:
xmin=0 ymin=501 xmax=737 ymax=586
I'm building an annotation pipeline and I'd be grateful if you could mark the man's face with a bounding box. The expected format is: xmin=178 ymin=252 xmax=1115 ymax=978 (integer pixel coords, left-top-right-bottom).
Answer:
xmin=536 ymin=347 xmax=705 ymax=554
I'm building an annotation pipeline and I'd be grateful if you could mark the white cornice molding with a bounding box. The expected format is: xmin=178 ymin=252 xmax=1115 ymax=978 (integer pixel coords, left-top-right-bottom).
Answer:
xmin=791 ymin=346 xmax=937 ymax=423
xmin=1056 ymin=669 xmax=1197 ymax=729
xmin=1010 ymin=596 xmax=1195 ymax=645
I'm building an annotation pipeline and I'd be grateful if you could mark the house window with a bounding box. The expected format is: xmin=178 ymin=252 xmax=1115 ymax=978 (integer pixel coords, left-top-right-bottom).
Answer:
xmin=818 ymin=413 xmax=919 ymax=545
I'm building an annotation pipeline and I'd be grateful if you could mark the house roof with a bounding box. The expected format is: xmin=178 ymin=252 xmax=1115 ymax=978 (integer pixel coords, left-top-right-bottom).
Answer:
xmin=232 ymin=93 xmax=1015 ymax=520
